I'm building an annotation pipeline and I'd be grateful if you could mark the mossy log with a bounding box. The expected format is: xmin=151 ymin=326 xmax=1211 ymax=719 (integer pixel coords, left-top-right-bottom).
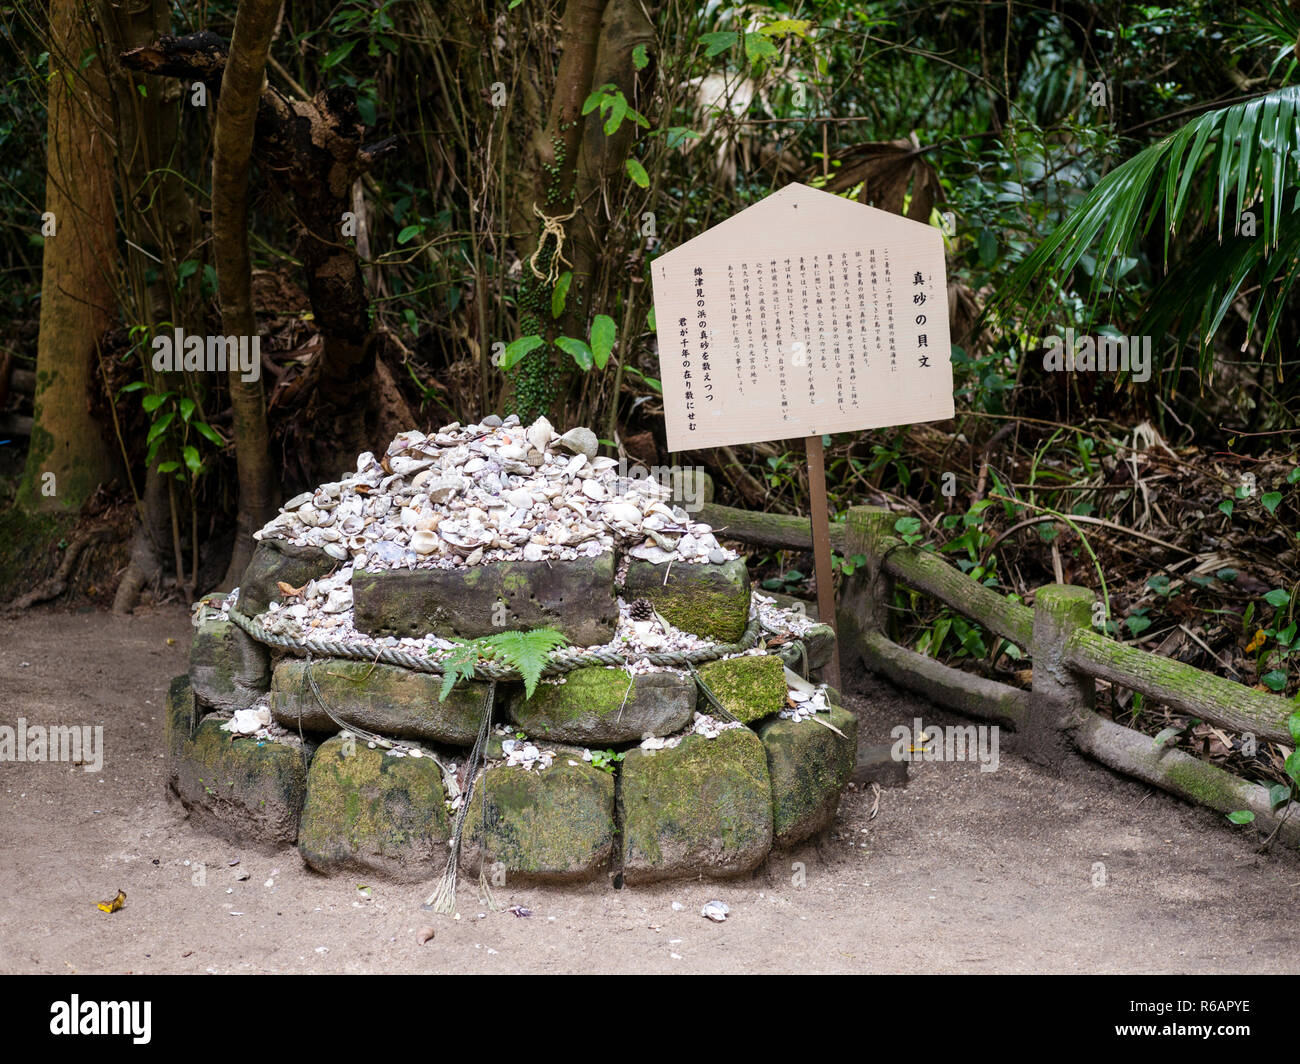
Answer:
xmin=697 ymin=502 xmax=846 ymax=553
xmin=1074 ymin=711 xmax=1300 ymax=846
xmin=857 ymin=629 xmax=1030 ymax=730
xmin=1068 ymin=629 xmax=1293 ymax=743
xmin=843 ymin=506 xmax=1034 ymax=648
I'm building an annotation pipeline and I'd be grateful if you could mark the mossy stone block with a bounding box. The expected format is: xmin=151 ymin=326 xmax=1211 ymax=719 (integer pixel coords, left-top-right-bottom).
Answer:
xmin=620 ymin=727 xmax=773 ymax=884
xmin=173 ymin=716 xmax=307 ymax=846
xmin=696 ymin=653 xmax=787 ymax=724
xmin=270 ymin=657 xmax=491 ymax=746
xmin=298 ymin=736 xmax=451 ymax=882
xmin=506 ymin=666 xmax=694 ymax=743
xmin=759 ymin=701 xmax=858 ymax=845
xmin=235 ymin=537 xmax=337 ymax=618
xmin=622 ymin=558 xmax=750 ymax=642
xmin=189 ymin=617 xmax=271 ymax=711
xmin=351 ymin=552 xmax=617 ymax=644
xmin=164 ymin=673 xmax=197 ymax=784
xmin=461 ymin=758 xmax=615 ymax=884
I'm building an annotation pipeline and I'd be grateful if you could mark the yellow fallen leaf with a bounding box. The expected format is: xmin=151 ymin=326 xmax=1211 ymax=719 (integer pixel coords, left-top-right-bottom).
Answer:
xmin=277 ymin=580 xmax=306 ymax=597
xmin=1246 ymin=629 xmax=1267 ymax=653
xmin=97 ymin=889 xmax=126 ymax=914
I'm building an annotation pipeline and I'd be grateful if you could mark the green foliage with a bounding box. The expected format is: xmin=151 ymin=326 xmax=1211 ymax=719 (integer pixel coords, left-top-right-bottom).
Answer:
xmin=435 ymin=627 xmax=569 ymax=701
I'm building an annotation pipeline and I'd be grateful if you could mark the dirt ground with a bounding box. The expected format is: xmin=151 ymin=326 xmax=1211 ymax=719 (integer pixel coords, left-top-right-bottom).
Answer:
xmin=1 ymin=603 xmax=1297 ymax=975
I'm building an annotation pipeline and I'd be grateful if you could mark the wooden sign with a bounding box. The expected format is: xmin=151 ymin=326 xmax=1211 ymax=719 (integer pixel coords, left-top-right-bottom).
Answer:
xmin=651 ymin=183 xmax=956 ymax=688
xmin=651 ymin=183 xmax=954 ymax=451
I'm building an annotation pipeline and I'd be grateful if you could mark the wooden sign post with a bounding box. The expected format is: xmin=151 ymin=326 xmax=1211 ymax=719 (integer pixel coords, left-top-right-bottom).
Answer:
xmin=651 ymin=183 xmax=955 ymax=691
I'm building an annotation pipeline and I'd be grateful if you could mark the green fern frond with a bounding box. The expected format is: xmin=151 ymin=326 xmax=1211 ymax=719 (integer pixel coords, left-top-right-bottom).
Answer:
xmin=434 ymin=627 xmax=569 ymax=701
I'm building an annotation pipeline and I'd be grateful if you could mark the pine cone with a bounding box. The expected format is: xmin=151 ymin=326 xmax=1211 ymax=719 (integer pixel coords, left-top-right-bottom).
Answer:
xmin=628 ymin=598 xmax=654 ymax=622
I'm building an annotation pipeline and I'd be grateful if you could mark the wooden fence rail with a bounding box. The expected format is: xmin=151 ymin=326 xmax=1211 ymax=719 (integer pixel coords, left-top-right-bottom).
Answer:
xmin=697 ymin=478 xmax=1298 ymax=844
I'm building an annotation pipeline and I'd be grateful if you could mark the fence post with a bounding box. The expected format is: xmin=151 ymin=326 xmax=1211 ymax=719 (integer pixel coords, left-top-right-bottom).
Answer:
xmin=837 ymin=506 xmax=897 ymax=681
xmin=1028 ymin=583 xmax=1096 ymax=766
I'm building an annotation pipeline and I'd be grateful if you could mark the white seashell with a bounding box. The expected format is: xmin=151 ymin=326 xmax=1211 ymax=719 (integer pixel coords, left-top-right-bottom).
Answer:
xmin=701 ymin=901 xmax=730 ymax=922
xmin=498 ymin=444 xmax=526 ymax=461
xmin=465 ymin=547 xmax=484 ymax=566
xmin=582 ymin=479 xmax=607 ymax=501
xmin=557 ymin=427 xmax=598 ymax=459
xmin=504 ymin=488 xmax=535 ymax=510
xmin=606 ymin=501 xmax=641 ymax=525
xmin=322 ymin=588 xmax=352 ymax=614
xmin=526 ymin=417 xmax=555 ymax=452
xmin=283 ymin=492 xmax=313 ymax=511
xmin=323 ymin=541 xmax=348 ymax=560
xmin=390 ymin=454 xmax=434 ymax=476
xmin=629 ymin=543 xmax=672 ymax=563
xmin=318 ymin=527 xmax=341 ymax=542
xmin=589 ymin=456 xmax=618 ymax=472
xmin=522 ymin=542 xmax=544 ymax=562
xmin=347 ymin=534 xmax=367 ymax=552
xmin=400 ymin=506 xmax=420 ymax=529
xmin=410 ymin=530 xmax=438 ymax=555
xmin=340 ymin=514 xmax=365 ymax=535
xmin=463 ymin=457 xmax=486 ymax=474
xmin=564 ymin=454 xmax=587 ymax=477
xmin=424 ymin=477 xmax=459 ymax=503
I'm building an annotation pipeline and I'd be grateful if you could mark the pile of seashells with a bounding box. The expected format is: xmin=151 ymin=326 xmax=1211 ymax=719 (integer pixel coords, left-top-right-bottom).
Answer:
xmin=253 ymin=414 xmax=736 ymax=571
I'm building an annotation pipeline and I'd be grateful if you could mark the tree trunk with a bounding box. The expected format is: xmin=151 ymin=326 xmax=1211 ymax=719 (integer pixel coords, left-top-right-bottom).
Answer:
xmin=19 ymin=0 xmax=120 ymax=513
xmin=212 ymin=0 xmax=281 ymax=589
xmin=507 ymin=0 xmax=611 ymax=423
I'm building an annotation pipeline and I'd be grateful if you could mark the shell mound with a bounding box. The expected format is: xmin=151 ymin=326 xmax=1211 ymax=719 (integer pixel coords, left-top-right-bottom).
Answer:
xmin=255 ymin=414 xmax=734 ymax=572
xmin=169 ymin=416 xmax=855 ymax=887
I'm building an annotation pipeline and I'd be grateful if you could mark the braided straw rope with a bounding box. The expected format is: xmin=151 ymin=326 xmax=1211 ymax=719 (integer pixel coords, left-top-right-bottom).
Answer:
xmin=227 ymin=603 xmax=808 ymax=680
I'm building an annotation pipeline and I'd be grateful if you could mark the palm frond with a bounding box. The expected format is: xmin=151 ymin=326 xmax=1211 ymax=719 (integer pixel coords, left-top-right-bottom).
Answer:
xmin=992 ymin=86 xmax=1300 ymax=368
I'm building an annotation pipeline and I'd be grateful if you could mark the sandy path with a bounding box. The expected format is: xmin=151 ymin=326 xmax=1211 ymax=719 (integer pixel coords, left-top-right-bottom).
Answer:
xmin=1 ymin=604 xmax=1295 ymax=974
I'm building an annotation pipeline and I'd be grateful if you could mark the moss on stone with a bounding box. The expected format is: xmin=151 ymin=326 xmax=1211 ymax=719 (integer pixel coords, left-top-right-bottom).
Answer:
xmin=461 ymin=758 xmax=615 ymax=883
xmin=759 ymin=701 xmax=858 ymax=845
xmin=298 ymin=736 xmax=450 ymax=882
xmin=271 ymin=657 xmax=490 ymax=745
xmin=173 ymin=717 xmax=307 ymax=845
xmin=622 ymin=558 xmax=750 ymax=642
xmin=507 ymin=666 xmax=694 ymax=743
xmin=620 ymin=727 xmax=773 ymax=883
xmin=696 ymin=653 xmax=787 ymax=724
xmin=163 ymin=674 xmax=196 ymax=782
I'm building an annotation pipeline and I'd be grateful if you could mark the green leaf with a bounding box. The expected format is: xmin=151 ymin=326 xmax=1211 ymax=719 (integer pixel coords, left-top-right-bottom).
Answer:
xmin=182 ymin=445 xmax=203 ymax=475
xmin=322 ymin=39 xmax=359 ymax=70
xmin=1288 ymin=710 xmax=1300 ymax=744
xmin=625 ymin=158 xmax=649 ymax=189
xmin=1261 ymin=669 xmax=1288 ymax=691
xmin=977 ymin=228 xmax=998 ymax=266
xmin=146 ymin=410 xmax=175 ymax=445
xmin=551 ymin=271 xmax=572 ymax=319
xmin=661 ymin=126 xmax=700 ymax=150
xmin=193 ymin=421 xmax=224 ymax=447
xmin=1262 ymin=491 xmax=1283 ymax=514
xmin=760 ymin=18 xmax=812 ymax=38
xmin=1226 ymin=810 xmax=1256 ymax=825
xmin=590 ymin=314 xmax=616 ymax=368
xmin=1288 ymin=467 xmax=1300 ymax=485
xmin=646 ymin=307 xmax=656 ymax=331
xmin=437 ymin=643 xmax=480 ymax=702
xmin=1264 ymin=589 xmax=1291 ymax=609
xmin=1286 ymin=750 xmax=1300 ymax=786
xmin=397 ymin=224 xmax=423 ymax=245
xmin=178 ymin=396 xmax=196 ymax=422
xmin=743 ymin=31 xmax=779 ymax=65
xmin=119 ymin=381 xmax=147 ymax=394
xmin=1269 ymin=783 xmax=1291 ymax=810
xmin=555 ymin=336 xmax=594 ymax=371
xmin=1218 ymin=500 xmax=1234 ymax=517
xmin=699 ymin=31 xmax=736 ymax=59
xmin=603 ymin=94 xmax=627 ymax=135
xmin=1153 ymin=726 xmax=1183 ymax=748
xmin=1124 ymin=613 xmax=1152 ymax=637
xmin=502 ymin=334 xmax=545 ymax=370
xmin=141 ymin=392 xmax=170 ymax=414
xmin=156 ymin=461 xmax=180 ymax=474
xmin=632 ymin=43 xmax=649 ymax=70
xmin=894 ymin=516 xmax=922 ymax=537
xmin=481 ymin=627 xmax=569 ymax=699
